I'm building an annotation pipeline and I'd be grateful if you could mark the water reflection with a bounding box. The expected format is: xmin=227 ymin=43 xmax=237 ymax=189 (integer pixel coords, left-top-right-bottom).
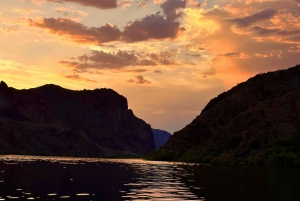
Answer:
xmin=119 ymin=161 xmax=204 ymax=200
xmin=0 ymin=155 xmax=299 ymax=201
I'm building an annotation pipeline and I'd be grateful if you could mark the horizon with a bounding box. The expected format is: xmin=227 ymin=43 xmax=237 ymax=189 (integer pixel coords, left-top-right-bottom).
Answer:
xmin=1 ymin=0 xmax=300 ymax=133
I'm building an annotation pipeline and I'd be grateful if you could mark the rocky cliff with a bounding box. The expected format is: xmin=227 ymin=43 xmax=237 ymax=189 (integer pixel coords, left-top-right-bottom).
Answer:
xmin=152 ymin=129 xmax=171 ymax=150
xmin=149 ymin=65 xmax=300 ymax=166
xmin=0 ymin=82 xmax=155 ymax=157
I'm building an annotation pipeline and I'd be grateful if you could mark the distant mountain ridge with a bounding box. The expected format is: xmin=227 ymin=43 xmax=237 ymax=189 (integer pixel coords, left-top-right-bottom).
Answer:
xmin=148 ymin=65 xmax=300 ymax=167
xmin=152 ymin=129 xmax=171 ymax=149
xmin=0 ymin=81 xmax=155 ymax=157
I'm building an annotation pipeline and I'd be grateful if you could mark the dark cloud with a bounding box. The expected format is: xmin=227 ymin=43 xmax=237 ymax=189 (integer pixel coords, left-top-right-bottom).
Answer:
xmin=161 ymin=0 xmax=186 ymax=20
xmin=47 ymin=0 xmax=118 ymax=9
xmin=250 ymin=26 xmax=300 ymax=37
xmin=60 ymin=50 xmax=181 ymax=71
xmin=30 ymin=0 xmax=187 ymax=44
xmin=127 ymin=75 xmax=151 ymax=84
xmin=295 ymin=0 xmax=300 ymax=3
xmin=154 ymin=70 xmax=162 ymax=73
xmin=230 ymin=8 xmax=277 ymax=27
xmin=148 ymin=51 xmax=177 ymax=65
xmin=78 ymin=50 xmax=137 ymax=69
xmin=122 ymin=13 xmax=183 ymax=42
xmin=218 ymin=52 xmax=240 ymax=57
xmin=29 ymin=18 xmax=121 ymax=44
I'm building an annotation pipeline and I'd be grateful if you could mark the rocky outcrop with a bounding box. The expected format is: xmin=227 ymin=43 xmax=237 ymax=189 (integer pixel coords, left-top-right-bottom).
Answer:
xmin=0 ymin=82 xmax=155 ymax=157
xmin=152 ymin=65 xmax=300 ymax=166
xmin=152 ymin=129 xmax=171 ymax=149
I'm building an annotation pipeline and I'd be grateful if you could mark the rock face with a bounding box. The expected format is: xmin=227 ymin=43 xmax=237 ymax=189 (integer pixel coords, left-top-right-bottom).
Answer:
xmin=0 ymin=82 xmax=155 ymax=157
xmin=156 ymin=65 xmax=300 ymax=166
xmin=152 ymin=129 xmax=171 ymax=149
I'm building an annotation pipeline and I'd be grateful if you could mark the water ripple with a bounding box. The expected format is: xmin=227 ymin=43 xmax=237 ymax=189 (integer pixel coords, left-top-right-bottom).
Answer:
xmin=120 ymin=162 xmax=205 ymax=201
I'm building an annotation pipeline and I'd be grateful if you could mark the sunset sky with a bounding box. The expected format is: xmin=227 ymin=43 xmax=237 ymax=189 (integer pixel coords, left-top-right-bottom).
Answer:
xmin=1 ymin=0 xmax=300 ymax=133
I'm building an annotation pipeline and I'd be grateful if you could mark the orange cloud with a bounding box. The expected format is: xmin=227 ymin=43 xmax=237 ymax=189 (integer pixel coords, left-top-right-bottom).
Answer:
xmin=153 ymin=0 xmax=163 ymax=4
xmin=181 ymin=0 xmax=300 ymax=90
xmin=137 ymin=2 xmax=148 ymax=8
xmin=62 ymin=73 xmax=97 ymax=83
xmin=55 ymin=7 xmax=88 ymax=17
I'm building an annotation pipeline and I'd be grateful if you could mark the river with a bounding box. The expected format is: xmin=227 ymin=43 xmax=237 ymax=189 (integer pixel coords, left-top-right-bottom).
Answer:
xmin=0 ymin=155 xmax=299 ymax=201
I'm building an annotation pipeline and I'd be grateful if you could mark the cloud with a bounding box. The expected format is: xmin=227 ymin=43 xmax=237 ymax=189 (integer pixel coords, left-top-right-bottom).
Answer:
xmin=0 ymin=27 xmax=18 ymax=33
xmin=201 ymin=67 xmax=216 ymax=76
xmin=29 ymin=18 xmax=121 ymax=44
xmin=152 ymin=110 xmax=166 ymax=114
xmin=161 ymin=0 xmax=186 ymax=20
xmin=153 ymin=0 xmax=163 ymax=4
xmin=60 ymin=49 xmax=181 ymax=71
xmin=122 ymin=13 xmax=183 ymax=42
xmin=23 ymin=0 xmax=43 ymax=6
xmin=122 ymin=0 xmax=187 ymax=42
xmin=189 ymin=0 xmax=200 ymax=7
xmin=55 ymin=7 xmax=88 ymax=17
xmin=123 ymin=69 xmax=148 ymax=73
xmin=137 ymin=2 xmax=148 ymax=8
xmin=62 ymin=73 xmax=97 ymax=82
xmin=30 ymin=0 xmax=187 ymax=44
xmin=47 ymin=0 xmax=118 ymax=9
xmin=229 ymin=8 xmax=277 ymax=27
xmin=218 ymin=52 xmax=240 ymax=57
xmin=120 ymin=0 xmax=134 ymax=9
xmin=181 ymin=1 xmax=300 ymax=89
xmin=154 ymin=70 xmax=162 ymax=73
xmin=11 ymin=8 xmax=41 ymax=15
xmin=186 ymin=53 xmax=201 ymax=57
xmin=250 ymin=26 xmax=300 ymax=38
xmin=127 ymin=75 xmax=152 ymax=84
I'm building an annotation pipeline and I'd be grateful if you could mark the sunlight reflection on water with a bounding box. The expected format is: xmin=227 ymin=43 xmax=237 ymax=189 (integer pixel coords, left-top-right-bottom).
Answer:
xmin=0 ymin=155 xmax=204 ymax=201
xmin=118 ymin=160 xmax=204 ymax=200
xmin=0 ymin=155 xmax=299 ymax=201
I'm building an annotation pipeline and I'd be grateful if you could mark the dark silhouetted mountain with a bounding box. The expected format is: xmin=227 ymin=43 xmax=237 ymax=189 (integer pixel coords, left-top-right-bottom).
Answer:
xmin=0 ymin=82 xmax=155 ymax=157
xmin=148 ymin=65 xmax=300 ymax=167
xmin=152 ymin=129 xmax=171 ymax=149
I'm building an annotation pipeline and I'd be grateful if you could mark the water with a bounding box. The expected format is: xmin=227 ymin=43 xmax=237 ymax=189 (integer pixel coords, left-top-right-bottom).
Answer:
xmin=0 ymin=155 xmax=299 ymax=201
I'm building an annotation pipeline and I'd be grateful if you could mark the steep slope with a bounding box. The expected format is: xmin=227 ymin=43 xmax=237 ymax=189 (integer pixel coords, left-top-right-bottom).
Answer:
xmin=0 ymin=82 xmax=155 ymax=157
xmin=151 ymin=65 xmax=300 ymax=166
xmin=152 ymin=129 xmax=171 ymax=149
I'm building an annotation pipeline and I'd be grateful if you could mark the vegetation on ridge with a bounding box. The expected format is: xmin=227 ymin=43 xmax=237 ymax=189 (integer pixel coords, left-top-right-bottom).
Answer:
xmin=146 ymin=64 xmax=300 ymax=167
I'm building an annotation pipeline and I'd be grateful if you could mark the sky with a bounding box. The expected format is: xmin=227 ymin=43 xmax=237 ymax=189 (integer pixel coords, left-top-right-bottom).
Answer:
xmin=0 ymin=0 xmax=300 ymax=133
